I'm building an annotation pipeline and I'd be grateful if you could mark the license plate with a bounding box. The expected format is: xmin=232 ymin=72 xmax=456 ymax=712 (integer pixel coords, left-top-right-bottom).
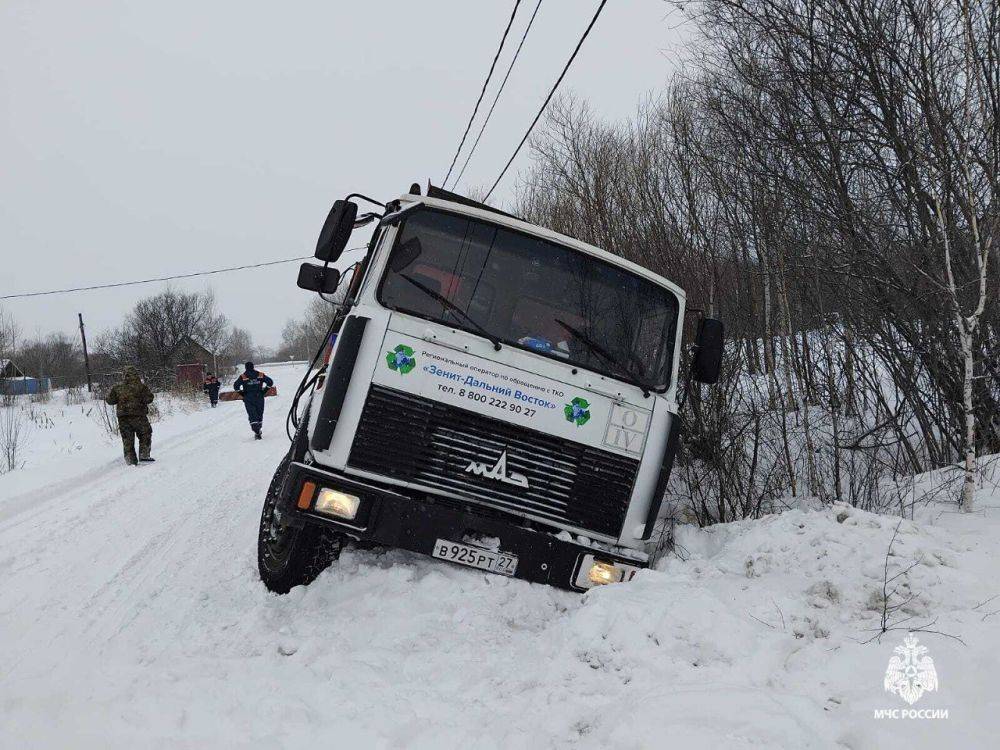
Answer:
xmin=432 ymin=539 xmax=518 ymax=576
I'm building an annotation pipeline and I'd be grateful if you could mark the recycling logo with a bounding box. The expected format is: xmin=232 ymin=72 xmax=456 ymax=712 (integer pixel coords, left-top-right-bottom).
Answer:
xmin=386 ymin=344 xmax=416 ymax=375
xmin=564 ymin=396 xmax=591 ymax=426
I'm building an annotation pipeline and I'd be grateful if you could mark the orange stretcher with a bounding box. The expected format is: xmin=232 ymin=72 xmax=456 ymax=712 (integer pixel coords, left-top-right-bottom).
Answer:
xmin=218 ymin=386 xmax=278 ymax=402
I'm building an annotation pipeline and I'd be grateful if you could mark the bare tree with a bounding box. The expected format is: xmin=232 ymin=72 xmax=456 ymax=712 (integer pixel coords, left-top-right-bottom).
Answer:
xmin=0 ymin=402 xmax=28 ymax=474
xmin=219 ymin=326 xmax=255 ymax=367
xmin=0 ymin=307 xmax=19 ymax=358
xmin=101 ymin=288 xmax=231 ymax=374
xmin=18 ymin=332 xmax=85 ymax=388
xmin=275 ymin=278 xmax=350 ymax=361
xmin=0 ymin=307 xmax=22 ymax=406
xmin=514 ymin=0 xmax=998 ymax=524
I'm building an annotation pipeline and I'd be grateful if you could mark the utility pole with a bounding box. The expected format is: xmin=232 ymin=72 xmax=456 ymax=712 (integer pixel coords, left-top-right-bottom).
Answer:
xmin=78 ymin=313 xmax=93 ymax=392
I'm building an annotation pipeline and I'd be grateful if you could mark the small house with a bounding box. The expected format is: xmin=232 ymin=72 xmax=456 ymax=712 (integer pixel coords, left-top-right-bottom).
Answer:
xmin=1 ymin=359 xmax=24 ymax=379
xmin=172 ymin=336 xmax=216 ymax=387
xmin=0 ymin=359 xmax=51 ymax=395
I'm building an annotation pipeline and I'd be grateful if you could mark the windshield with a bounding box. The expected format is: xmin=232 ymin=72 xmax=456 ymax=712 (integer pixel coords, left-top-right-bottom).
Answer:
xmin=377 ymin=209 xmax=679 ymax=390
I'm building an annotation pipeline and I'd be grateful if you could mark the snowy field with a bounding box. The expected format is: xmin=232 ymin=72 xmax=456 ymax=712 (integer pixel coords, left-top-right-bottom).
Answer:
xmin=1 ymin=362 xmax=998 ymax=748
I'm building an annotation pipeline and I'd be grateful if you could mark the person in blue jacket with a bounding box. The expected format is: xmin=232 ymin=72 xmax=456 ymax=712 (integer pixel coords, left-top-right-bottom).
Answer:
xmin=234 ymin=361 xmax=273 ymax=440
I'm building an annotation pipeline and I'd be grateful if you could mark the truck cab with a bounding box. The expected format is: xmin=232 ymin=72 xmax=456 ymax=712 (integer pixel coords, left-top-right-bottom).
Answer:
xmin=257 ymin=185 xmax=722 ymax=593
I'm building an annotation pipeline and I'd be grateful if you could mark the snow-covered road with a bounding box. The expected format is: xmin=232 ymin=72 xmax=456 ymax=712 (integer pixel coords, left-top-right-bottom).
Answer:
xmin=1 ymin=365 xmax=318 ymax=744
xmin=1 ymin=364 xmax=998 ymax=748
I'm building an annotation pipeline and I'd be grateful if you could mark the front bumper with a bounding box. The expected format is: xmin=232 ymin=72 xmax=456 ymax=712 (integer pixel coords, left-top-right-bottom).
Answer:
xmin=281 ymin=461 xmax=647 ymax=592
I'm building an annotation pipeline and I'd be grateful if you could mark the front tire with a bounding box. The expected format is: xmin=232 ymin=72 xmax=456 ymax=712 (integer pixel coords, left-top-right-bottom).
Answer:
xmin=257 ymin=455 xmax=344 ymax=594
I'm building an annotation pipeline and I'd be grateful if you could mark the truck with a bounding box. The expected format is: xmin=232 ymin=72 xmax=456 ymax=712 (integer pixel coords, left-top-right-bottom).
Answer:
xmin=257 ymin=184 xmax=723 ymax=594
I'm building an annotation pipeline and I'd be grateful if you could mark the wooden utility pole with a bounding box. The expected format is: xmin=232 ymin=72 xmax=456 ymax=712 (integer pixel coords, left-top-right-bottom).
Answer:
xmin=78 ymin=313 xmax=93 ymax=392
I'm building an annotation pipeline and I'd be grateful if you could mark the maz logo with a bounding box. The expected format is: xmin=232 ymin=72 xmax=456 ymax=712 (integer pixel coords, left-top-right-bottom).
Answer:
xmin=464 ymin=450 xmax=529 ymax=489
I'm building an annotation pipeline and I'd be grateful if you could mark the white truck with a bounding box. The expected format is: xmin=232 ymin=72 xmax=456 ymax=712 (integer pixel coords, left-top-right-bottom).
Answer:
xmin=257 ymin=184 xmax=723 ymax=593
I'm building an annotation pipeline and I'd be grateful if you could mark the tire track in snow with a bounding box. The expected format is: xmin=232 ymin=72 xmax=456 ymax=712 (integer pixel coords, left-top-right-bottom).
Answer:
xmin=0 ymin=368 xmax=301 ymax=678
xmin=0 ymin=395 xmax=246 ymax=529
xmin=86 ymin=415 xmax=286 ymax=644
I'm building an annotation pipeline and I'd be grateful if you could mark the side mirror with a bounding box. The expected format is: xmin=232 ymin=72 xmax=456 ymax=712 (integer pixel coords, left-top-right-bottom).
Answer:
xmin=691 ymin=318 xmax=724 ymax=384
xmin=297 ymin=263 xmax=342 ymax=294
xmin=316 ymin=200 xmax=359 ymax=262
xmin=389 ymin=236 xmax=423 ymax=272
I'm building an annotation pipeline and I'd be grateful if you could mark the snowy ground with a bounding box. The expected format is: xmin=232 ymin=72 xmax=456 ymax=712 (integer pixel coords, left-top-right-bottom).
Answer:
xmin=1 ymin=362 xmax=998 ymax=748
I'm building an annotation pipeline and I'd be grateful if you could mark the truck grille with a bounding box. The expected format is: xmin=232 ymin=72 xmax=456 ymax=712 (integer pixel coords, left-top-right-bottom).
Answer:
xmin=347 ymin=385 xmax=639 ymax=537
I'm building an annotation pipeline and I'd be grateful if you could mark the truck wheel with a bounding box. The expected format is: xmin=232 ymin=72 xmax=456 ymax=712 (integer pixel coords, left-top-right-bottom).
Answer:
xmin=257 ymin=456 xmax=344 ymax=594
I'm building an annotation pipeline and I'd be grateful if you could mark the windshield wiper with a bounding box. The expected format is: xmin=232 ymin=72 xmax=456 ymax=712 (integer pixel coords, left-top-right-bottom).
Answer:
xmin=398 ymin=274 xmax=502 ymax=351
xmin=554 ymin=318 xmax=653 ymax=397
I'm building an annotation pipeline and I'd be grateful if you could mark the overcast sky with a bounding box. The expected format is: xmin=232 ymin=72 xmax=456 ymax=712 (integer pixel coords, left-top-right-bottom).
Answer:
xmin=1 ymin=1 xmax=690 ymax=351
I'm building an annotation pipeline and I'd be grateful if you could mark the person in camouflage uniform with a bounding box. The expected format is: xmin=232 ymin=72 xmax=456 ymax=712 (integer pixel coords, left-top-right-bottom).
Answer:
xmin=105 ymin=366 xmax=155 ymax=465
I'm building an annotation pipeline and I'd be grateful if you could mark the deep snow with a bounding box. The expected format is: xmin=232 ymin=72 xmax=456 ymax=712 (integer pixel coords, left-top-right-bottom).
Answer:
xmin=1 ymin=363 xmax=998 ymax=748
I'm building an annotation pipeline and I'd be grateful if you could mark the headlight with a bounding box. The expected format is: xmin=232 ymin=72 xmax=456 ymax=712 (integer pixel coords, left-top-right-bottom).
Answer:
xmin=314 ymin=488 xmax=360 ymax=519
xmin=588 ymin=561 xmax=618 ymax=586
xmin=574 ymin=554 xmax=643 ymax=589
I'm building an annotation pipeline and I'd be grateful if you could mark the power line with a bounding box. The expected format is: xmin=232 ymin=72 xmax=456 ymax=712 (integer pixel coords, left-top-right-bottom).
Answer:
xmin=485 ymin=0 xmax=608 ymax=201
xmin=442 ymin=0 xmax=523 ymax=188
xmin=1 ymin=255 xmax=311 ymax=300
xmin=453 ymin=0 xmax=545 ymax=190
